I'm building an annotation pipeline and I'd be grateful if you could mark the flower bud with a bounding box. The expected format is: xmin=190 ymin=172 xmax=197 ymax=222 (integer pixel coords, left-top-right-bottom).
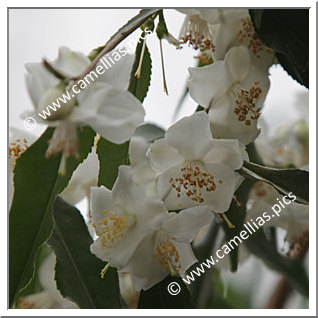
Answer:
xmin=37 ymin=86 xmax=76 ymax=121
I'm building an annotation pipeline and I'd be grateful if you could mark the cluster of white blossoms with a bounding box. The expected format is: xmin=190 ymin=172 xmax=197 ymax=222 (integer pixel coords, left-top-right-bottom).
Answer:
xmin=15 ymin=9 xmax=308 ymax=297
xmin=88 ymin=9 xmax=277 ymax=290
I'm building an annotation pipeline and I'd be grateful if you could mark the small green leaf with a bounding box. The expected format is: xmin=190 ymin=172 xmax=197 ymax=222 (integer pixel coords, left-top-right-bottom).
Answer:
xmin=134 ymin=123 xmax=165 ymax=142
xmin=138 ymin=276 xmax=195 ymax=309
xmin=239 ymin=161 xmax=309 ymax=204
xmin=96 ymin=138 xmax=130 ymax=189
xmin=156 ymin=10 xmax=169 ymax=40
xmin=221 ymin=179 xmax=255 ymax=272
xmin=48 ymin=197 xmax=121 ymax=308
xmin=128 ymin=35 xmax=152 ymax=102
xmin=245 ymin=230 xmax=309 ymax=296
xmin=9 ymin=126 xmax=95 ymax=307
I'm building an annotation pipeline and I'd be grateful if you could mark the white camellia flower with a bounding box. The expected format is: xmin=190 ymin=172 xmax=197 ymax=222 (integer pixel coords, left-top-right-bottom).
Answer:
xmin=247 ymin=181 xmax=309 ymax=244
xmin=187 ymin=45 xmax=270 ymax=145
xmin=211 ymin=16 xmax=275 ymax=71
xmin=120 ymin=206 xmax=214 ymax=291
xmin=90 ymin=165 xmax=167 ymax=270
xmin=25 ymin=46 xmax=145 ymax=160
xmin=148 ymin=111 xmax=247 ymax=212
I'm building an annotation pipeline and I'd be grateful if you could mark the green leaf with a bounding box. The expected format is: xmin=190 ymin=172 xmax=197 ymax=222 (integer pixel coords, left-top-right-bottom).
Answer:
xmin=155 ymin=10 xmax=169 ymax=40
xmin=48 ymin=197 xmax=121 ymax=308
xmin=249 ymin=9 xmax=308 ymax=88
xmin=221 ymin=179 xmax=255 ymax=272
xmin=239 ymin=161 xmax=309 ymax=204
xmin=9 ymin=126 xmax=95 ymax=307
xmin=138 ymin=276 xmax=195 ymax=309
xmin=245 ymin=230 xmax=309 ymax=296
xmin=128 ymin=35 xmax=152 ymax=102
xmin=96 ymin=138 xmax=130 ymax=189
xmin=134 ymin=123 xmax=165 ymax=142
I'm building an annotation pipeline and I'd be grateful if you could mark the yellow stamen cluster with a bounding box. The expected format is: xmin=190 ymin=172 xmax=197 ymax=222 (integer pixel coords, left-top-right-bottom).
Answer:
xmin=233 ymin=82 xmax=262 ymax=126
xmin=92 ymin=210 xmax=129 ymax=248
xmin=153 ymin=237 xmax=181 ymax=273
xmin=179 ymin=15 xmax=215 ymax=52
xmin=169 ymin=163 xmax=222 ymax=203
xmin=237 ymin=18 xmax=272 ymax=58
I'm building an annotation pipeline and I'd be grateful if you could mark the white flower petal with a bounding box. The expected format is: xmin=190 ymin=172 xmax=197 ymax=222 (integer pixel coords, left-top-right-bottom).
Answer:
xmin=187 ymin=61 xmax=232 ymax=107
xmin=52 ymin=46 xmax=90 ymax=77
xmin=202 ymin=163 xmax=238 ymax=212
xmin=212 ymin=18 xmax=243 ymax=61
xmin=173 ymin=242 xmax=198 ymax=276
xmin=25 ymin=63 xmax=58 ymax=108
xmin=203 ymin=138 xmax=246 ymax=170
xmin=200 ymin=9 xmax=249 ymax=24
xmin=71 ymin=82 xmax=145 ymax=143
xmin=113 ymin=166 xmax=166 ymax=219
xmin=165 ymin=112 xmax=213 ymax=160
xmin=164 ymin=206 xmax=214 ymax=243
xmin=90 ymin=186 xmax=115 ymax=224
xmin=224 ymin=46 xmax=250 ymax=82
xmin=129 ymin=136 xmax=150 ymax=166
xmin=96 ymin=51 xmax=134 ymax=90
xmin=120 ymin=233 xmax=167 ymax=291
xmin=148 ymin=138 xmax=184 ymax=173
xmin=61 ymin=148 xmax=99 ymax=205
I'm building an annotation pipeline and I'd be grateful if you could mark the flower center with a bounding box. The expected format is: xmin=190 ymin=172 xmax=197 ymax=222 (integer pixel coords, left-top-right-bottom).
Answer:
xmin=153 ymin=232 xmax=181 ymax=274
xmin=92 ymin=210 xmax=135 ymax=248
xmin=233 ymin=82 xmax=262 ymax=126
xmin=169 ymin=162 xmax=222 ymax=203
xmin=179 ymin=15 xmax=215 ymax=53
xmin=237 ymin=18 xmax=273 ymax=58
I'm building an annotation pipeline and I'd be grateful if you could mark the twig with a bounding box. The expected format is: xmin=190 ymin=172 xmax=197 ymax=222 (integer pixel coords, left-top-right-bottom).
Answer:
xmin=70 ymin=9 xmax=159 ymax=81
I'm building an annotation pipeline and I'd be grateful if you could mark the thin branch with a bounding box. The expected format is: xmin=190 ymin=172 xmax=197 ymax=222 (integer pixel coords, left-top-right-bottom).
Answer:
xmin=42 ymin=59 xmax=67 ymax=81
xmin=70 ymin=9 xmax=160 ymax=81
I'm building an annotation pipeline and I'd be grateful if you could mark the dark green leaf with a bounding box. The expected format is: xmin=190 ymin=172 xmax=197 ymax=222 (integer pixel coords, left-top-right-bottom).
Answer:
xmin=245 ymin=230 xmax=309 ymax=296
xmin=221 ymin=179 xmax=255 ymax=271
xmin=128 ymin=35 xmax=152 ymax=102
xmin=249 ymin=9 xmax=309 ymax=88
xmin=239 ymin=161 xmax=309 ymax=204
xmin=9 ymin=126 xmax=95 ymax=307
xmin=134 ymin=123 xmax=165 ymax=142
xmin=48 ymin=197 xmax=121 ymax=308
xmin=138 ymin=275 xmax=194 ymax=309
xmin=96 ymin=138 xmax=129 ymax=189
